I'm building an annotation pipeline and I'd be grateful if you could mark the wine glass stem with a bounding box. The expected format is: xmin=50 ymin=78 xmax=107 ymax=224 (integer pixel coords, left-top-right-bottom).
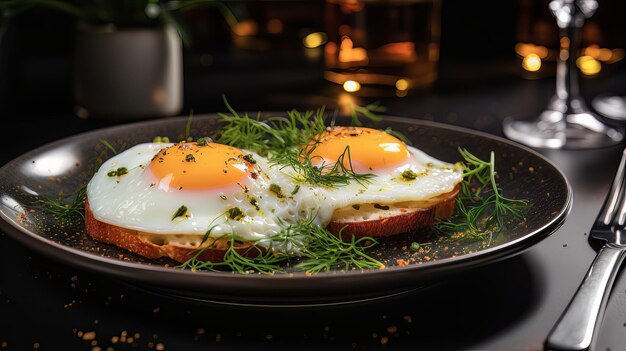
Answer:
xmin=553 ymin=11 xmax=585 ymax=113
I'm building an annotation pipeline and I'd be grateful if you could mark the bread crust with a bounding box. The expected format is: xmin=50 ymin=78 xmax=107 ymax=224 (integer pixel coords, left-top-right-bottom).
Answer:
xmin=326 ymin=185 xmax=460 ymax=238
xmin=84 ymin=201 xmax=257 ymax=263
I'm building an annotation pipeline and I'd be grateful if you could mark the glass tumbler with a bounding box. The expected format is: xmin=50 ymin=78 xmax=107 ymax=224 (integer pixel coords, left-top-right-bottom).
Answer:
xmin=324 ymin=0 xmax=441 ymax=96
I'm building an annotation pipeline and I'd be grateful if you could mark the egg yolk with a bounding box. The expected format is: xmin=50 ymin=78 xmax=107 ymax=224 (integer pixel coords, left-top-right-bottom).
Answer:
xmin=149 ymin=142 xmax=250 ymax=190
xmin=307 ymin=127 xmax=410 ymax=172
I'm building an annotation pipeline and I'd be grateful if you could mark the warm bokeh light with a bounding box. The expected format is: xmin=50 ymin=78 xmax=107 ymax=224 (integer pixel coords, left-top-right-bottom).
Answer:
xmin=152 ymin=88 xmax=166 ymax=105
xmin=233 ymin=20 xmax=258 ymax=36
xmin=395 ymin=79 xmax=409 ymax=90
xmin=266 ymin=19 xmax=283 ymax=34
xmin=396 ymin=90 xmax=408 ymax=97
xmin=343 ymin=80 xmax=361 ymax=92
xmin=338 ymin=37 xmax=368 ymax=63
xmin=610 ymin=49 xmax=625 ymax=64
xmin=522 ymin=53 xmax=542 ymax=72
xmin=303 ymin=32 xmax=328 ymax=49
xmin=515 ymin=43 xmax=549 ymax=59
xmin=584 ymin=44 xmax=601 ymax=59
xmin=582 ymin=44 xmax=624 ymax=63
xmin=577 ymin=56 xmax=601 ymax=75
xmin=337 ymin=92 xmax=356 ymax=115
xmin=598 ymin=48 xmax=613 ymax=62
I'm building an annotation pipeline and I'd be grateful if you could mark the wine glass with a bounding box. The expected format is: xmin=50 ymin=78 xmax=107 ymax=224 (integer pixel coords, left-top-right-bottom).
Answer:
xmin=503 ymin=0 xmax=624 ymax=149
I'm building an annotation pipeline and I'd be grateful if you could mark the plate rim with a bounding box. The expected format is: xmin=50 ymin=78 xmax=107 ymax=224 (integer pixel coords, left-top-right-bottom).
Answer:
xmin=0 ymin=114 xmax=572 ymax=285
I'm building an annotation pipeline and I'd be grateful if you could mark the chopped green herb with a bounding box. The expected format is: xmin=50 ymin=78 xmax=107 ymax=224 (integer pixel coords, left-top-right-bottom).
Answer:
xmin=401 ymin=169 xmax=418 ymax=180
xmin=227 ymin=207 xmax=244 ymax=220
xmin=219 ymin=195 xmax=227 ymax=201
xmin=185 ymin=154 xmax=196 ymax=162
xmin=196 ymin=137 xmax=212 ymax=146
xmin=116 ymin=167 xmax=128 ymax=176
xmin=172 ymin=205 xmax=188 ymax=220
xmin=242 ymin=154 xmax=257 ymax=164
xmin=269 ymin=184 xmax=285 ymax=198
xmin=106 ymin=167 xmax=128 ymax=178
xmin=250 ymin=198 xmax=260 ymax=210
xmin=410 ymin=242 xmax=420 ymax=251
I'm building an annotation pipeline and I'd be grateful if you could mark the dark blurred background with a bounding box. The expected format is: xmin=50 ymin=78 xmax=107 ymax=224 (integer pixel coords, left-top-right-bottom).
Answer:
xmin=1 ymin=0 xmax=625 ymax=119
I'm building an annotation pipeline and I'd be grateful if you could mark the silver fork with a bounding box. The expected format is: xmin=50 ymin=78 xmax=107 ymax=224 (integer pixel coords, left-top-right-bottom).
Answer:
xmin=545 ymin=148 xmax=626 ymax=350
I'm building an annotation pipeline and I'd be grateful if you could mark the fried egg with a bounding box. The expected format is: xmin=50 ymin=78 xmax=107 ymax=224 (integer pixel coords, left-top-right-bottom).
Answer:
xmin=305 ymin=126 xmax=463 ymax=219
xmin=87 ymin=127 xmax=462 ymax=255
xmin=87 ymin=141 xmax=322 ymax=250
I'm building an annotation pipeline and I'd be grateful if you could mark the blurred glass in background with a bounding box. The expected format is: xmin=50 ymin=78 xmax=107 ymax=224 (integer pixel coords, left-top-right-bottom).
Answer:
xmin=323 ymin=0 xmax=441 ymax=97
xmin=515 ymin=0 xmax=624 ymax=79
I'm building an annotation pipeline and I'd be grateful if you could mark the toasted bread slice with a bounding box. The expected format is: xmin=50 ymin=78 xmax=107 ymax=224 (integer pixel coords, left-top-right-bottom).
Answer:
xmin=326 ymin=185 xmax=460 ymax=238
xmin=84 ymin=201 xmax=258 ymax=263
xmin=85 ymin=185 xmax=459 ymax=262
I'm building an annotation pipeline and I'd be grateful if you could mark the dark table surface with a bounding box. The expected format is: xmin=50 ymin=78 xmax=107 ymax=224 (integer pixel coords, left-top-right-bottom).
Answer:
xmin=2 ymin=58 xmax=626 ymax=351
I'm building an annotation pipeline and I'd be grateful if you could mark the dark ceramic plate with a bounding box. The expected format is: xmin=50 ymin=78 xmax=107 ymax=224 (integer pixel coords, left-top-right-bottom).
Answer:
xmin=0 ymin=115 xmax=571 ymax=306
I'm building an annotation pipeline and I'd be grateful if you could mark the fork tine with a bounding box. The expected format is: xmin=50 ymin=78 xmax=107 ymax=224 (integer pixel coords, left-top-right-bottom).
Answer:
xmin=618 ymin=180 xmax=626 ymax=230
xmin=599 ymin=149 xmax=626 ymax=227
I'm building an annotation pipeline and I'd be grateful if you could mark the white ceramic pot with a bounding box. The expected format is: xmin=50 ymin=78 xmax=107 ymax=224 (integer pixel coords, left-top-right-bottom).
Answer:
xmin=74 ymin=24 xmax=183 ymax=119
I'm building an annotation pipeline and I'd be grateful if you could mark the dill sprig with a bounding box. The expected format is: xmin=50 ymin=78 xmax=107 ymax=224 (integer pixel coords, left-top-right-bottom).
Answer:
xmin=36 ymin=186 xmax=87 ymax=222
xmin=177 ymin=215 xmax=383 ymax=274
xmin=348 ymin=101 xmax=385 ymax=126
xmin=177 ymin=234 xmax=284 ymax=274
xmin=271 ymin=218 xmax=384 ymax=273
xmin=213 ymin=96 xmax=329 ymax=156
xmin=270 ymin=147 xmax=374 ymax=188
xmin=434 ymin=149 xmax=529 ymax=240
xmin=183 ymin=110 xmax=194 ymax=142
xmin=213 ymin=97 xmax=281 ymax=156
xmin=213 ymin=96 xmax=399 ymax=156
xmin=264 ymin=108 xmax=328 ymax=151
xmin=99 ymin=139 xmax=118 ymax=154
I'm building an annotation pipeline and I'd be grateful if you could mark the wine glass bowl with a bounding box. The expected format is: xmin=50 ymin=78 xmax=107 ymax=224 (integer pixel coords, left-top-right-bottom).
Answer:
xmin=503 ymin=0 xmax=624 ymax=149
